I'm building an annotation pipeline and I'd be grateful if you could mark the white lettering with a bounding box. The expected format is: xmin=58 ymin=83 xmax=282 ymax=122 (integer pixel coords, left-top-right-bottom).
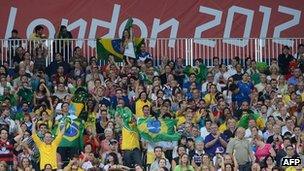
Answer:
xmin=273 ymin=6 xmax=301 ymax=46
xmin=4 ymin=7 xmax=17 ymax=47
xmin=5 ymin=7 xmax=17 ymax=40
xmin=88 ymin=4 xmax=121 ymax=48
xmin=150 ymin=18 xmax=179 ymax=48
xmin=26 ymin=18 xmax=56 ymax=38
xmin=61 ymin=18 xmax=87 ymax=47
xmin=259 ymin=6 xmax=271 ymax=47
xmin=118 ymin=18 xmax=148 ymax=38
xmin=194 ymin=6 xmax=222 ymax=47
xmin=223 ymin=6 xmax=254 ymax=47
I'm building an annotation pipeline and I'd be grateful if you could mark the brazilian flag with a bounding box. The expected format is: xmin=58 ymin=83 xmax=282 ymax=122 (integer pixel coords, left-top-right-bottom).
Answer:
xmin=71 ymin=87 xmax=88 ymax=117
xmin=183 ymin=64 xmax=208 ymax=84
xmin=238 ymin=112 xmax=265 ymax=130
xmin=115 ymin=106 xmax=138 ymax=132
xmin=137 ymin=117 xmax=181 ymax=142
xmin=96 ymin=38 xmax=144 ymax=61
xmin=53 ymin=117 xmax=84 ymax=148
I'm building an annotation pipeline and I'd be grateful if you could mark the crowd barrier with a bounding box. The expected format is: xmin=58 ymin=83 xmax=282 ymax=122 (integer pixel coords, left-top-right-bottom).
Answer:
xmin=0 ymin=38 xmax=303 ymax=67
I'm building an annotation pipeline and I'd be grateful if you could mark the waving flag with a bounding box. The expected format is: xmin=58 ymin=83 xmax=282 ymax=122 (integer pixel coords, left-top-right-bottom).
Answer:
xmin=137 ymin=117 xmax=180 ymax=142
xmin=96 ymin=38 xmax=144 ymax=61
xmin=96 ymin=38 xmax=123 ymax=61
xmin=115 ymin=106 xmax=138 ymax=132
xmin=238 ymin=112 xmax=265 ymax=129
xmin=53 ymin=117 xmax=84 ymax=148
xmin=184 ymin=64 xmax=208 ymax=83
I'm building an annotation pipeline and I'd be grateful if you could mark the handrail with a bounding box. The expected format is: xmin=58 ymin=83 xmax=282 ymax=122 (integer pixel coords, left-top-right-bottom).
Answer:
xmin=1 ymin=38 xmax=303 ymax=67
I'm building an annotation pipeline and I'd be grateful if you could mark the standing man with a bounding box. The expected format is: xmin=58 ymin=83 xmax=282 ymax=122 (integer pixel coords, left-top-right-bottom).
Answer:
xmin=32 ymin=118 xmax=66 ymax=170
xmin=121 ymin=115 xmax=142 ymax=168
xmin=204 ymin=122 xmax=228 ymax=158
xmin=226 ymin=127 xmax=255 ymax=171
xmin=278 ymin=46 xmax=294 ymax=75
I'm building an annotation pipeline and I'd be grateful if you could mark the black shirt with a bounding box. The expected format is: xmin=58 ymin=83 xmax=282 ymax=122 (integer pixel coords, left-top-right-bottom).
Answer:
xmin=278 ymin=54 xmax=294 ymax=75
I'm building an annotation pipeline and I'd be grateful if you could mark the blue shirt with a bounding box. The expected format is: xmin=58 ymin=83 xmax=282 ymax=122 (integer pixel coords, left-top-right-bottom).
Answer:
xmin=237 ymin=81 xmax=254 ymax=98
xmin=287 ymin=76 xmax=298 ymax=85
xmin=232 ymin=90 xmax=248 ymax=107
xmin=137 ymin=51 xmax=151 ymax=61
xmin=204 ymin=133 xmax=227 ymax=157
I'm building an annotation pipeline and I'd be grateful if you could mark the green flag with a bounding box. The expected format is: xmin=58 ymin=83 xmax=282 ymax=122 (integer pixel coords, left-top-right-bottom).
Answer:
xmin=137 ymin=117 xmax=180 ymax=142
xmin=124 ymin=18 xmax=133 ymax=32
xmin=96 ymin=38 xmax=144 ymax=61
xmin=53 ymin=117 xmax=84 ymax=148
xmin=115 ymin=106 xmax=137 ymax=132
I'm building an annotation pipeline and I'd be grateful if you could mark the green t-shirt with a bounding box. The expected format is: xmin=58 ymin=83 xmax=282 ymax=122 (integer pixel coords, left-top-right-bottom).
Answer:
xmin=174 ymin=165 xmax=195 ymax=171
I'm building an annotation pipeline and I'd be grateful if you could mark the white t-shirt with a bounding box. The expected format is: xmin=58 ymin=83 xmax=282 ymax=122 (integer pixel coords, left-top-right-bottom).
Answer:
xmin=200 ymin=127 xmax=210 ymax=140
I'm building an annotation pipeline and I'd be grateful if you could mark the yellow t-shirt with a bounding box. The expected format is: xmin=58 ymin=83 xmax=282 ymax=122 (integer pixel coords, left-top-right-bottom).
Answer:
xmin=135 ymin=99 xmax=151 ymax=117
xmin=204 ymin=93 xmax=216 ymax=106
xmin=176 ymin=111 xmax=200 ymax=127
xmin=219 ymin=122 xmax=227 ymax=133
xmin=32 ymin=131 xmax=63 ymax=170
xmin=285 ymin=166 xmax=304 ymax=171
xmin=121 ymin=126 xmax=140 ymax=150
xmin=283 ymin=94 xmax=291 ymax=105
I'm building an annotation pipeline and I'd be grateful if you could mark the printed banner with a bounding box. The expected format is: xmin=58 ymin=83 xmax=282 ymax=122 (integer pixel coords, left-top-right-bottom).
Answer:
xmin=1 ymin=0 xmax=303 ymax=41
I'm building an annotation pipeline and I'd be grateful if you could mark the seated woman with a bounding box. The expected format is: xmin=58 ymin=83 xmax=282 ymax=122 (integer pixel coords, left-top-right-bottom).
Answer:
xmin=102 ymin=152 xmax=129 ymax=171
xmin=17 ymin=157 xmax=35 ymax=171
xmin=174 ymin=153 xmax=195 ymax=171
xmin=261 ymin=156 xmax=276 ymax=171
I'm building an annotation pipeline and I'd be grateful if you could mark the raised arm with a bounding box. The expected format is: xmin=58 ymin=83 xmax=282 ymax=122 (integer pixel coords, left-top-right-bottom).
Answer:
xmin=13 ymin=120 xmax=24 ymax=142
xmin=53 ymin=122 xmax=66 ymax=146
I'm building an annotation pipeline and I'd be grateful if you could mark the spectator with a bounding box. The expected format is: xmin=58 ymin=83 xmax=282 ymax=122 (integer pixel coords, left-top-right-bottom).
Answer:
xmin=191 ymin=138 xmax=205 ymax=168
xmin=278 ymin=46 xmax=294 ymax=75
xmin=136 ymin=43 xmax=151 ymax=62
xmin=29 ymin=25 xmax=46 ymax=40
xmin=232 ymin=64 xmax=244 ymax=81
xmin=70 ymin=47 xmax=86 ymax=68
xmin=31 ymin=118 xmax=66 ymax=170
xmin=150 ymin=146 xmax=171 ymax=171
xmin=171 ymin=145 xmax=186 ymax=170
xmin=252 ymin=135 xmax=276 ymax=162
xmin=204 ymin=122 xmax=228 ymax=158
xmin=227 ymin=127 xmax=254 ymax=171
xmin=173 ymin=153 xmax=195 ymax=171
xmin=121 ymin=115 xmax=141 ymax=168
xmin=293 ymin=44 xmax=304 ymax=60
xmin=8 ymin=29 xmax=22 ymax=62
xmin=135 ymin=91 xmax=151 ymax=117
xmin=0 ymin=125 xmax=23 ymax=170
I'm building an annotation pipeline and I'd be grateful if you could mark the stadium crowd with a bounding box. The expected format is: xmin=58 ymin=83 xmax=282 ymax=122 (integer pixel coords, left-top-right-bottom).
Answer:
xmin=0 ymin=26 xmax=304 ymax=171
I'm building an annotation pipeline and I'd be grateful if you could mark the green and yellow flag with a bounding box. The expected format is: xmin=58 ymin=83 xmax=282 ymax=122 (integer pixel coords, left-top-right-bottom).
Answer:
xmin=53 ymin=117 xmax=85 ymax=148
xmin=96 ymin=38 xmax=144 ymax=61
xmin=137 ymin=117 xmax=180 ymax=142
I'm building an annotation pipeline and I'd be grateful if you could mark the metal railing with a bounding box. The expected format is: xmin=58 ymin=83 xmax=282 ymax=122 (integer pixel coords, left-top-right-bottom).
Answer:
xmin=0 ymin=38 xmax=303 ymax=67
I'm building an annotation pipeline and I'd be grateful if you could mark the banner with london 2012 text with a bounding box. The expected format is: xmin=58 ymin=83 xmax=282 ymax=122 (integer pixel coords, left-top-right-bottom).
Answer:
xmin=0 ymin=0 xmax=303 ymax=40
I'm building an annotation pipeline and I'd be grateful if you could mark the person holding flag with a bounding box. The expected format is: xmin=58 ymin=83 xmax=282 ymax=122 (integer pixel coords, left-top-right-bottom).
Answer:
xmin=32 ymin=117 xmax=66 ymax=170
xmin=121 ymin=18 xmax=137 ymax=59
xmin=96 ymin=17 xmax=144 ymax=62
